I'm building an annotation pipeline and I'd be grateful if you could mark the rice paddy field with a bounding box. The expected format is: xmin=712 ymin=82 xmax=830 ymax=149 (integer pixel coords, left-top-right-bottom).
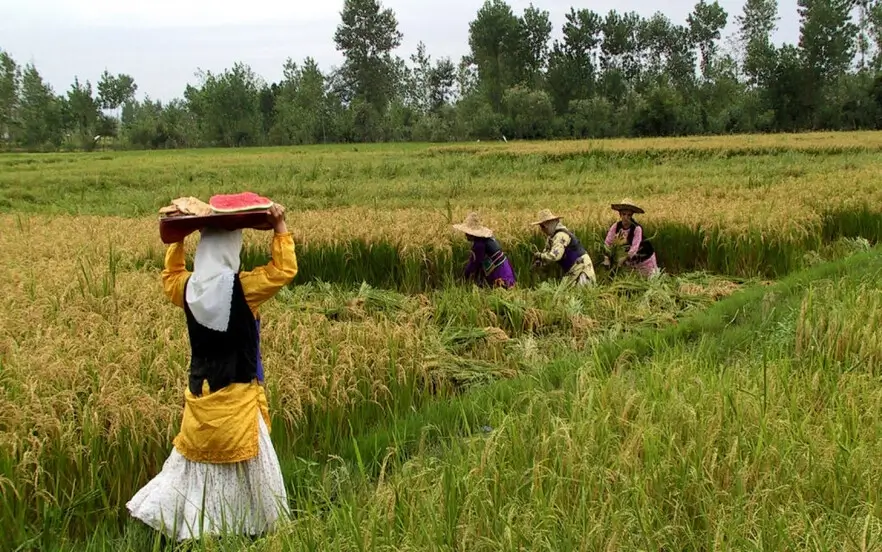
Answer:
xmin=2 ymin=131 xmax=882 ymax=550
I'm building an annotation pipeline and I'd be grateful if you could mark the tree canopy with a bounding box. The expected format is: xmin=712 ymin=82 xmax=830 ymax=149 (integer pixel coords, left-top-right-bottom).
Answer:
xmin=1 ymin=0 xmax=880 ymax=151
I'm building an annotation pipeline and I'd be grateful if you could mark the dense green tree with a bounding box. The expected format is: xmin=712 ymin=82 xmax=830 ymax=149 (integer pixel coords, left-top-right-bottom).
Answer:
xmin=797 ymin=0 xmax=858 ymax=122
xmin=598 ymin=10 xmax=646 ymax=101
xmin=65 ymin=77 xmax=100 ymax=149
xmin=18 ymin=64 xmax=61 ymax=148
xmin=259 ymin=83 xmax=279 ymax=138
xmin=736 ymin=0 xmax=780 ymax=88
xmin=122 ymin=97 xmax=197 ymax=149
xmin=766 ymin=45 xmax=812 ymax=129
xmin=0 ymin=49 xmax=19 ymax=145
xmin=407 ymin=41 xmax=433 ymax=112
xmin=333 ymin=0 xmax=403 ymax=113
xmin=184 ymin=63 xmax=264 ymax=147
xmin=687 ymin=0 xmax=728 ymax=79
xmin=640 ymin=12 xmax=676 ymax=80
xmin=546 ymin=8 xmax=602 ymax=112
xmin=521 ymin=4 xmax=552 ymax=84
xmin=95 ymin=71 xmax=137 ymax=140
xmin=273 ymin=57 xmax=333 ymax=144
xmin=121 ymin=98 xmax=165 ymax=148
xmin=428 ymin=57 xmax=457 ymax=113
xmin=5 ymin=0 xmax=882 ymax=149
xmin=468 ymin=0 xmax=529 ymax=110
xmin=568 ymin=97 xmax=614 ymax=137
xmin=502 ymin=84 xmax=554 ymax=138
xmin=456 ymin=56 xmax=480 ymax=99
xmin=869 ymin=0 xmax=882 ymax=69
xmin=97 ymin=71 xmax=137 ymax=112
xmin=855 ymin=0 xmax=873 ymax=69
xmin=798 ymin=0 xmax=858 ymax=83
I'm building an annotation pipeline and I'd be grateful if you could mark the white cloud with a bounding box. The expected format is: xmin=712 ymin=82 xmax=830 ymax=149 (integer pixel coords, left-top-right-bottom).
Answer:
xmin=3 ymin=0 xmax=340 ymax=28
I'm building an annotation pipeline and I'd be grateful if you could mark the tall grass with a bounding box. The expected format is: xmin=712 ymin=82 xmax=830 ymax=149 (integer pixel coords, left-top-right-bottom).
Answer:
xmin=127 ymin=209 xmax=882 ymax=292
xmin=0 ymin=259 xmax=739 ymax=551
xmin=3 ymin=132 xmax=882 ymax=550
xmin=796 ymin=280 xmax=882 ymax=372
xmin=259 ymin=247 xmax=882 ymax=550
xmin=2 ymin=133 xmax=882 ymax=224
xmin=35 ymin=245 xmax=882 ymax=551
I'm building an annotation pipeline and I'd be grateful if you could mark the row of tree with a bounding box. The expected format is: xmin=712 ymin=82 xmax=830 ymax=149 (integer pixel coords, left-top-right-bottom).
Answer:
xmin=2 ymin=0 xmax=882 ymax=151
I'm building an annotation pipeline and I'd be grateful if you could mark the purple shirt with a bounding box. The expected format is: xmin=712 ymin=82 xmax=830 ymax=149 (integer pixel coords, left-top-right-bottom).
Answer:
xmin=463 ymin=238 xmax=516 ymax=288
xmin=255 ymin=318 xmax=264 ymax=382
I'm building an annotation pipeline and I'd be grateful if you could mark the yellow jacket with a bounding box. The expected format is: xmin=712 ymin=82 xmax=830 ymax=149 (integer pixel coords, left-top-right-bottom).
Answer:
xmin=161 ymin=231 xmax=298 ymax=463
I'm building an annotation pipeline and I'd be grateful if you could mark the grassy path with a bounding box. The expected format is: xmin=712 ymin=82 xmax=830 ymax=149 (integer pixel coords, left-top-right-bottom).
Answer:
xmin=56 ymin=246 xmax=882 ymax=551
xmin=4 ymin=134 xmax=882 ymax=550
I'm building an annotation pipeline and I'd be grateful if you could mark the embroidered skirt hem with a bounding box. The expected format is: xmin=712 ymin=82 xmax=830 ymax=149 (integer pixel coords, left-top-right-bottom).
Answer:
xmin=627 ymin=253 xmax=659 ymax=277
xmin=564 ymin=254 xmax=597 ymax=286
xmin=127 ymin=412 xmax=289 ymax=541
xmin=487 ymin=259 xmax=517 ymax=288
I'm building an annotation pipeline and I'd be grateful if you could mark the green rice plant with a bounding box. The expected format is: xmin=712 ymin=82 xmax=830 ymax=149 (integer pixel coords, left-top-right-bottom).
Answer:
xmin=486 ymin=294 xmax=529 ymax=334
xmin=133 ymin=204 xmax=882 ymax=293
xmin=76 ymin=244 xmax=120 ymax=300
xmin=9 ymin=133 xmax=882 ymax=551
xmin=600 ymin=232 xmax=629 ymax=279
xmin=795 ymin=281 xmax=882 ymax=373
xmin=350 ymin=282 xmax=411 ymax=314
xmin=439 ymin=325 xmax=495 ymax=350
xmin=820 ymin=205 xmax=882 ymax=243
xmin=29 ymin=247 xmax=882 ymax=550
xmin=237 ymin=248 xmax=882 ymax=551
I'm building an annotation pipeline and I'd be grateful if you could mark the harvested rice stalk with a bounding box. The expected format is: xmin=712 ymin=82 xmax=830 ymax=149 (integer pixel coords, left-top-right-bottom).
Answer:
xmin=602 ymin=234 xmax=629 ymax=273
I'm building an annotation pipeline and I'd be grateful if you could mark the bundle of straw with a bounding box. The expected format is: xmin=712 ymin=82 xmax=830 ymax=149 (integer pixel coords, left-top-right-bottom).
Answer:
xmin=603 ymin=234 xmax=629 ymax=269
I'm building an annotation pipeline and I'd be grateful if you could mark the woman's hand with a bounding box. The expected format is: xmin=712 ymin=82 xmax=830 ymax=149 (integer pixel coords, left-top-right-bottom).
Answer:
xmin=268 ymin=204 xmax=287 ymax=234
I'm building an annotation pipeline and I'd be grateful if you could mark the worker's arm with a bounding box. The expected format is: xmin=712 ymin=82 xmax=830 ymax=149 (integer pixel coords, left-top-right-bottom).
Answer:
xmin=536 ymin=232 xmax=570 ymax=263
xmin=240 ymin=205 xmax=298 ymax=311
xmin=627 ymin=226 xmax=643 ymax=258
xmin=240 ymin=233 xmax=298 ymax=310
xmin=604 ymin=223 xmax=618 ymax=247
xmin=463 ymin=241 xmax=484 ymax=278
xmin=161 ymin=241 xmax=190 ymax=308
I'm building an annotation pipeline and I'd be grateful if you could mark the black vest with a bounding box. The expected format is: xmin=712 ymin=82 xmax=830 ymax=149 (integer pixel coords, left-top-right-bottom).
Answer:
xmin=483 ymin=237 xmax=502 ymax=257
xmin=183 ymin=274 xmax=259 ymax=396
xmin=615 ymin=221 xmax=654 ymax=262
xmin=551 ymin=228 xmax=587 ymax=272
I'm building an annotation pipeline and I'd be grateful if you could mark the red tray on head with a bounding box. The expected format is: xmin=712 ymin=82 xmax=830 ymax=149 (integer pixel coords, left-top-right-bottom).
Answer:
xmin=159 ymin=210 xmax=274 ymax=244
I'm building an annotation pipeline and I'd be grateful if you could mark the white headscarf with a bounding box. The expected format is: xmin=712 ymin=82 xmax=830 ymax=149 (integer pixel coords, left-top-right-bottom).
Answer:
xmin=185 ymin=228 xmax=243 ymax=332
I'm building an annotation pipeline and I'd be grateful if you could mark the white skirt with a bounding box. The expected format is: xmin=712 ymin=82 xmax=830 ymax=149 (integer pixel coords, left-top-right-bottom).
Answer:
xmin=126 ymin=412 xmax=289 ymax=541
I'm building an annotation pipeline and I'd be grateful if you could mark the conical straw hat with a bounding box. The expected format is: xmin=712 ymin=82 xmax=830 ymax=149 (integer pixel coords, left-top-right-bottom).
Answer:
xmin=452 ymin=212 xmax=493 ymax=238
xmin=532 ymin=208 xmax=562 ymax=225
xmin=611 ymin=198 xmax=645 ymax=214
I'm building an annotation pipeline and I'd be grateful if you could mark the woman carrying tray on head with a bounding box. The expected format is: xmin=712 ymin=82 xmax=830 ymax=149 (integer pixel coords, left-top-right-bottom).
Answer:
xmin=531 ymin=209 xmax=597 ymax=287
xmin=454 ymin=212 xmax=516 ymax=289
xmin=127 ymin=202 xmax=298 ymax=541
xmin=603 ymin=198 xmax=659 ymax=278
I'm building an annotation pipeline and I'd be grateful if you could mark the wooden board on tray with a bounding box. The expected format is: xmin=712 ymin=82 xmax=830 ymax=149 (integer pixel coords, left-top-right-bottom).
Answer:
xmin=159 ymin=210 xmax=274 ymax=244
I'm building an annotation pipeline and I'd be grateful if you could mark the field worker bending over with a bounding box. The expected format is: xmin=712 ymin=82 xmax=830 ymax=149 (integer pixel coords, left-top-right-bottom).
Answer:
xmin=531 ymin=208 xmax=596 ymax=287
xmin=604 ymin=198 xmax=659 ymax=278
xmin=453 ymin=212 xmax=516 ymax=289
xmin=127 ymin=204 xmax=298 ymax=542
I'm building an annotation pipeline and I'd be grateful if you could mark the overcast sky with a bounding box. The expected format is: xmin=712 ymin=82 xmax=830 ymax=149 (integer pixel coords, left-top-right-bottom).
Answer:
xmin=1 ymin=0 xmax=801 ymax=103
